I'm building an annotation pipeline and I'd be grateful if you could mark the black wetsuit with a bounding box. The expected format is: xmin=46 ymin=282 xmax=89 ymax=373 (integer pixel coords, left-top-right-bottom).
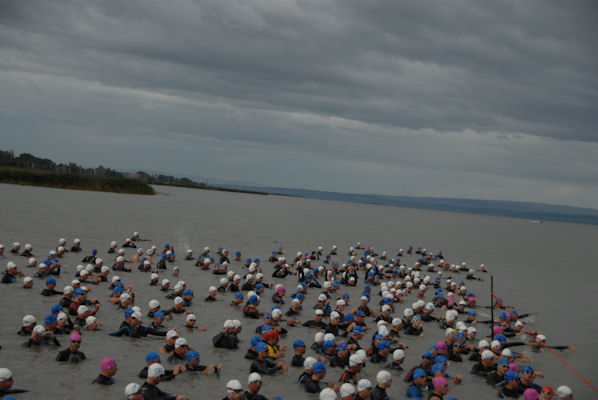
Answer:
xmin=212 ymin=332 xmax=239 ymax=349
xmin=243 ymin=391 xmax=268 ymax=400
xmin=303 ymin=376 xmax=323 ymax=393
xmin=56 ymin=348 xmax=86 ymax=363
xmin=372 ymin=385 xmax=389 ymax=400
xmin=141 ymin=382 xmax=177 ymax=400
xmin=303 ymin=320 xmax=326 ymax=328
xmin=91 ymin=374 xmax=114 ymax=385
xmin=250 ymin=358 xmax=280 ymax=375
xmin=109 ymin=324 xmax=166 ymax=338
xmin=291 ymin=354 xmax=305 ymax=367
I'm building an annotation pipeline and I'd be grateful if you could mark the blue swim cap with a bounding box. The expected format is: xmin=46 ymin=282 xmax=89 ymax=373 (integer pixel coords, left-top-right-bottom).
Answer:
xmin=271 ymin=305 xmax=280 ymax=311
xmin=495 ymin=334 xmax=507 ymax=343
xmin=337 ymin=342 xmax=347 ymax=351
xmin=323 ymin=340 xmax=335 ymax=351
xmin=124 ymin=308 xmax=135 ymax=318
xmin=186 ymin=350 xmax=200 ymax=362
xmin=431 ymin=363 xmax=445 ymax=374
xmin=246 ymin=258 xmax=252 ymax=263
xmin=272 ymin=251 xmax=277 ymax=254
xmin=353 ymin=326 xmax=363 ymax=334
xmin=218 ymin=246 xmax=223 ymax=250
xmin=164 ymin=244 xmax=170 ymax=248
xmin=236 ymin=251 xmax=241 ymax=256
xmin=422 ymin=351 xmax=434 ymax=359
xmin=437 ymin=294 xmax=444 ymax=299
xmin=146 ymin=351 xmax=161 ymax=363
xmin=256 ymin=283 xmax=264 ymax=290
xmin=46 ymin=278 xmax=56 ymax=285
xmin=293 ymin=339 xmax=305 ymax=349
xmin=384 ymin=297 xmax=392 ymax=304
xmin=413 ymin=368 xmax=426 ymax=380
xmin=306 ymin=273 xmax=313 ymax=279
xmin=522 ymin=365 xmax=534 ymax=374
xmin=435 ymin=355 xmax=447 ymax=364
xmin=184 ymin=289 xmax=193 ymax=296
xmin=44 ymin=314 xmax=57 ymax=325
xmin=344 ymin=313 xmax=354 ymax=322
xmin=312 ymin=361 xmax=326 ymax=374
xmin=141 ymin=257 xmax=148 ymax=262
xmin=264 ymin=313 xmax=272 ymax=319
xmin=342 ymin=294 xmax=350 ymax=299
xmin=249 ymin=295 xmax=258 ymax=304
xmin=251 ymin=336 xmax=263 ymax=347
xmin=254 ymin=258 xmax=259 ymax=262
xmin=378 ymin=340 xmax=390 ymax=350
xmin=456 ymin=332 xmax=466 ymax=339
xmin=504 ymin=370 xmax=518 ymax=382
xmin=356 ymin=310 xmax=365 ymax=317
xmin=468 ymin=310 xmax=476 ymax=316
xmin=113 ymin=286 xmax=123 ymax=295
xmin=209 ymin=257 xmax=214 ymax=261
xmin=260 ymin=325 xmax=273 ymax=333
xmin=429 ymin=345 xmax=439 ymax=352
xmin=296 ymin=294 xmax=304 ymax=300
xmin=74 ymin=288 xmax=86 ymax=297
xmin=154 ymin=311 xmax=165 ymax=318
xmin=374 ymin=334 xmax=384 ymax=342
xmin=499 ymin=312 xmax=507 ymax=319
xmin=91 ymin=249 xmax=97 ymax=255
xmin=498 ymin=358 xmax=509 ymax=366
xmin=235 ymin=292 xmax=244 ymax=299
xmin=51 ymin=304 xmax=63 ymax=314
xmin=364 ymin=285 xmax=371 ymax=291
xmin=161 ymin=254 xmax=167 ymax=259
xmin=256 ymin=342 xmax=268 ymax=353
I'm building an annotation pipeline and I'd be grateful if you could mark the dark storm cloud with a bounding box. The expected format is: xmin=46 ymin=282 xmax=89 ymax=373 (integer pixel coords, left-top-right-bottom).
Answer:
xmin=1 ymin=0 xmax=597 ymax=207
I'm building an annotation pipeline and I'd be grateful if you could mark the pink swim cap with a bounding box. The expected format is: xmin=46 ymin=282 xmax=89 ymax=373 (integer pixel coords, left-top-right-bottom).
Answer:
xmin=447 ymin=296 xmax=454 ymax=303
xmin=469 ymin=297 xmax=476 ymax=303
xmin=433 ymin=376 xmax=448 ymax=389
xmin=523 ymin=388 xmax=539 ymax=400
xmin=509 ymin=363 xmax=519 ymax=372
xmin=70 ymin=332 xmax=82 ymax=342
xmin=101 ymin=357 xmax=117 ymax=371
xmin=493 ymin=325 xmax=503 ymax=335
xmin=436 ymin=341 xmax=448 ymax=352
xmin=276 ymin=285 xmax=286 ymax=294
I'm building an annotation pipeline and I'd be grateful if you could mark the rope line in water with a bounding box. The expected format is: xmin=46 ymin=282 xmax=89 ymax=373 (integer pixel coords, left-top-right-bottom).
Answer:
xmin=490 ymin=291 xmax=598 ymax=392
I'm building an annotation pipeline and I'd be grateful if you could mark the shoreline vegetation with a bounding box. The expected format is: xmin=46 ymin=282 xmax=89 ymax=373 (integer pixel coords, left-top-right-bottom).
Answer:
xmin=0 ymin=150 xmax=268 ymax=196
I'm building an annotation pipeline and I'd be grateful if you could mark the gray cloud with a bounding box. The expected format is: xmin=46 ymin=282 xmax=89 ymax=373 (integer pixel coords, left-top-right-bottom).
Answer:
xmin=0 ymin=0 xmax=597 ymax=207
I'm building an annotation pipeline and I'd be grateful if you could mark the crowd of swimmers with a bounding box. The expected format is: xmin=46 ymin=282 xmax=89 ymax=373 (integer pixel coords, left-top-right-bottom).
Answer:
xmin=0 ymin=236 xmax=580 ymax=399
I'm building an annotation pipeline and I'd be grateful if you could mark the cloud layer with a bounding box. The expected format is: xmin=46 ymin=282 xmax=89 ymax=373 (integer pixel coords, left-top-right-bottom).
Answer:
xmin=1 ymin=0 xmax=597 ymax=207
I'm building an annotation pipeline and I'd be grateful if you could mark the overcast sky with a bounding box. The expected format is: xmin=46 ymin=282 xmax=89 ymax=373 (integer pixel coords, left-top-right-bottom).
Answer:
xmin=1 ymin=1 xmax=597 ymax=208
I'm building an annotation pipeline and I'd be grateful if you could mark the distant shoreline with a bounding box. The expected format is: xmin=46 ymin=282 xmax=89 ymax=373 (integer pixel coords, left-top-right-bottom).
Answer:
xmin=0 ymin=166 xmax=156 ymax=195
xmin=0 ymin=167 xmax=272 ymax=197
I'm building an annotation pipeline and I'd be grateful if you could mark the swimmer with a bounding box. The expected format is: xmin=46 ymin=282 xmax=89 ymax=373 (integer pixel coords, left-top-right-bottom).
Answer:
xmin=1 ymin=261 xmax=23 ymax=284
xmin=56 ymin=332 xmax=86 ymax=363
xmin=0 ymin=368 xmax=28 ymax=396
xmin=139 ymin=352 xmax=183 ymax=381
xmin=141 ymin=363 xmax=190 ymax=400
xmin=250 ymin=342 xmax=287 ymax=374
xmin=92 ymin=357 xmax=118 ymax=385
xmin=185 ymin=350 xmax=222 ymax=374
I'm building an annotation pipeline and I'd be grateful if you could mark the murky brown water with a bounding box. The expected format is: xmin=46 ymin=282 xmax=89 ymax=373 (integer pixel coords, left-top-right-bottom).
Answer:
xmin=0 ymin=183 xmax=596 ymax=399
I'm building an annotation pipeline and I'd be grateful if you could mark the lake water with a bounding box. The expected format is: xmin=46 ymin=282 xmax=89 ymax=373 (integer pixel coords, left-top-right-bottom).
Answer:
xmin=0 ymin=183 xmax=596 ymax=399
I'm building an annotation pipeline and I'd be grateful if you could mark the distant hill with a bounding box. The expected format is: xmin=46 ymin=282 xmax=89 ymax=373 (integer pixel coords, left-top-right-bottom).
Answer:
xmin=223 ymin=185 xmax=598 ymax=226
